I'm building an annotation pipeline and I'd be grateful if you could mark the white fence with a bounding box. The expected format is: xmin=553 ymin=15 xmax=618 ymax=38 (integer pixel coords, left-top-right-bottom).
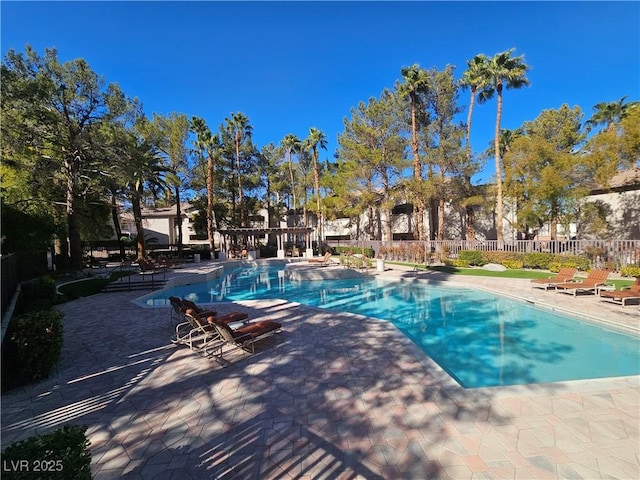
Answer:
xmin=327 ymin=239 xmax=640 ymax=271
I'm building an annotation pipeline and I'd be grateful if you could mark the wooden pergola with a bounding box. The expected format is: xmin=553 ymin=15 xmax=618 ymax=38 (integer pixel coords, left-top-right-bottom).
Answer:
xmin=218 ymin=227 xmax=315 ymax=259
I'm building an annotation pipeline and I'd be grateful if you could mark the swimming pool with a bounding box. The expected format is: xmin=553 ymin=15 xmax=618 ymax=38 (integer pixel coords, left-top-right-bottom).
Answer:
xmin=137 ymin=261 xmax=640 ymax=388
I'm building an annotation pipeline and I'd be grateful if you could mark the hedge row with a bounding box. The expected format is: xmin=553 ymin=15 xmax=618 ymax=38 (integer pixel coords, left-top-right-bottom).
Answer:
xmin=331 ymin=246 xmax=375 ymax=258
xmin=2 ymin=310 xmax=64 ymax=389
xmin=15 ymin=276 xmax=57 ymax=315
xmin=1 ymin=425 xmax=91 ymax=480
xmin=2 ymin=277 xmax=64 ymax=390
xmin=455 ymin=250 xmax=591 ymax=271
xmin=1 ymin=279 xmax=90 ymax=480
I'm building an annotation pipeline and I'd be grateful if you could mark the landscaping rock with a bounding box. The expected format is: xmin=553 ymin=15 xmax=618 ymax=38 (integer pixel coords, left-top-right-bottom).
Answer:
xmin=482 ymin=263 xmax=507 ymax=272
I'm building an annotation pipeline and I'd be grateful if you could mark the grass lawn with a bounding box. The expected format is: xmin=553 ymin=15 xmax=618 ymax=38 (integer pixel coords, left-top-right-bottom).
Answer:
xmin=57 ymin=271 xmax=132 ymax=300
xmin=405 ymin=264 xmax=635 ymax=290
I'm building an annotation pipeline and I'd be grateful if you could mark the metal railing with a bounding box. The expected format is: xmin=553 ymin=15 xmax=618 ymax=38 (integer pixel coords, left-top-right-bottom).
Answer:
xmin=101 ymin=261 xmax=167 ymax=292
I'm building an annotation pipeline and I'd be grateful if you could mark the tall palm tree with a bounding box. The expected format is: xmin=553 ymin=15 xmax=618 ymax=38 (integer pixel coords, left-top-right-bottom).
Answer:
xmin=587 ymin=96 xmax=639 ymax=132
xmin=459 ymin=54 xmax=489 ymax=240
xmin=398 ymin=64 xmax=429 ymax=240
xmin=118 ymin=133 xmax=168 ymax=260
xmin=191 ymin=116 xmax=220 ymax=254
xmin=478 ymin=49 xmax=530 ymax=247
xmin=281 ymin=133 xmax=302 ymax=226
xmin=303 ymin=127 xmax=327 ymax=243
xmin=225 ymin=112 xmax=253 ymax=227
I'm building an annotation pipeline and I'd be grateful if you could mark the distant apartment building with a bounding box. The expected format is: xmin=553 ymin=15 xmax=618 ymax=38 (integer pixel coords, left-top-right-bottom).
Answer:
xmin=119 ymin=202 xmax=211 ymax=247
xmin=112 ymin=168 xmax=639 ymax=246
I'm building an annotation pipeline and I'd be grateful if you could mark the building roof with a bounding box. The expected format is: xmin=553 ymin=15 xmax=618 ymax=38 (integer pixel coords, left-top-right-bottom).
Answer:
xmin=607 ymin=167 xmax=640 ymax=189
xmin=141 ymin=202 xmax=195 ymax=218
xmin=590 ymin=167 xmax=640 ymax=194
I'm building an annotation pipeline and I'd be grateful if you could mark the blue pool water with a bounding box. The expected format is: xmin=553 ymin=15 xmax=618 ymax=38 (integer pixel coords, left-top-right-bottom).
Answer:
xmin=138 ymin=262 xmax=640 ymax=388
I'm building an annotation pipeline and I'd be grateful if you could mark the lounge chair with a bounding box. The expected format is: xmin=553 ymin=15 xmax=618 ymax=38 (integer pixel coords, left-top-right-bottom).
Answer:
xmin=210 ymin=317 xmax=282 ymax=357
xmin=172 ymin=305 xmax=251 ymax=352
xmin=180 ymin=299 xmax=217 ymax=319
xmin=530 ymin=267 xmax=577 ymax=289
xmin=308 ymin=251 xmax=333 ymax=266
xmin=180 ymin=298 xmax=250 ymax=323
xmin=169 ymin=296 xmax=186 ymax=325
xmin=172 ymin=311 xmax=222 ymax=356
xmin=555 ymin=269 xmax=610 ymax=297
xmin=599 ymin=277 xmax=640 ymax=307
xmin=138 ymin=257 xmax=168 ymax=275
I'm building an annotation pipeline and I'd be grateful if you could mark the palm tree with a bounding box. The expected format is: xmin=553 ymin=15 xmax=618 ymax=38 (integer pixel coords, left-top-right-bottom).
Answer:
xmin=587 ymin=96 xmax=639 ymax=132
xmin=225 ymin=112 xmax=253 ymax=227
xmin=281 ymin=133 xmax=302 ymax=226
xmin=459 ymin=54 xmax=489 ymax=240
xmin=499 ymin=128 xmax=523 ymax=158
xmin=398 ymin=64 xmax=429 ymax=240
xmin=478 ymin=49 xmax=530 ymax=248
xmin=303 ymin=127 xmax=327 ymax=243
xmin=191 ymin=116 xmax=220 ymax=254
xmin=118 ymin=133 xmax=168 ymax=260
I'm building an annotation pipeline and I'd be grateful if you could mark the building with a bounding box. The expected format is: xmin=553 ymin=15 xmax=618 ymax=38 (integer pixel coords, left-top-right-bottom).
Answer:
xmin=323 ymin=168 xmax=640 ymax=243
xmin=113 ymin=169 xmax=639 ymax=248
xmin=120 ymin=202 xmax=213 ymax=247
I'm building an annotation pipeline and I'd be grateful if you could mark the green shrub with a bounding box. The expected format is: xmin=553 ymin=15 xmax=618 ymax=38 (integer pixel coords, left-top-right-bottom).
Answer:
xmin=523 ymin=252 xmax=554 ymax=269
xmin=620 ymin=266 xmax=640 ymax=278
xmin=15 ymin=277 xmax=57 ymax=314
xmin=482 ymin=251 xmax=524 ymax=265
xmin=458 ymin=250 xmax=485 ymax=266
xmin=333 ymin=246 xmax=375 ymax=258
xmin=501 ymin=259 xmax=524 ymax=269
xmin=1 ymin=425 xmax=91 ymax=480
xmin=4 ymin=310 xmax=64 ymax=387
xmin=555 ymin=255 xmax=591 ymax=272
xmin=548 ymin=262 xmax=562 ymax=273
xmin=453 ymin=259 xmax=470 ymax=268
xmin=524 ymin=253 xmax=590 ymax=272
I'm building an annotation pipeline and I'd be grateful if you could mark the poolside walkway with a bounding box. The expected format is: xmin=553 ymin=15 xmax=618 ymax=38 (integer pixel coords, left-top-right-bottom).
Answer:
xmin=1 ymin=261 xmax=639 ymax=479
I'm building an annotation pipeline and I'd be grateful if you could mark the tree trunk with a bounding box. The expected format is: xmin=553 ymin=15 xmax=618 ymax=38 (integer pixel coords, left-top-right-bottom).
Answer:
xmin=430 ymin=198 xmax=438 ymax=241
xmin=550 ymin=199 xmax=558 ymax=241
xmin=175 ymin=187 xmax=183 ymax=256
xmin=111 ymin=192 xmax=126 ymax=260
xmin=383 ymin=208 xmax=392 ymax=241
xmin=465 ymin=88 xmax=477 ymax=240
xmin=438 ymin=198 xmax=445 ymax=240
xmin=65 ymin=154 xmax=83 ymax=271
xmin=494 ymin=84 xmax=505 ymax=249
xmin=288 ymin=149 xmax=297 ymax=227
xmin=206 ymin=152 xmax=215 ymax=254
xmin=410 ymin=95 xmax=424 ymax=240
xmin=231 ymin=189 xmax=237 ymax=227
xmin=427 ymin=165 xmax=437 ymax=241
xmin=367 ymin=204 xmax=375 ymax=240
xmin=132 ymin=191 xmax=146 ymax=260
xmin=236 ymin=133 xmax=245 ymax=227
xmin=312 ymin=148 xmax=322 ymax=241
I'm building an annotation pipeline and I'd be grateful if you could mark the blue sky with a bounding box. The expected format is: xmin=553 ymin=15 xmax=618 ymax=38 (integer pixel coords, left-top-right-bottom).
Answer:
xmin=2 ymin=1 xmax=639 ymax=184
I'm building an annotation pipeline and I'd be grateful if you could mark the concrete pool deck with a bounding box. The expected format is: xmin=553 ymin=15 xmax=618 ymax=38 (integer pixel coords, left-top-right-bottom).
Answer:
xmin=1 ymin=260 xmax=638 ymax=479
